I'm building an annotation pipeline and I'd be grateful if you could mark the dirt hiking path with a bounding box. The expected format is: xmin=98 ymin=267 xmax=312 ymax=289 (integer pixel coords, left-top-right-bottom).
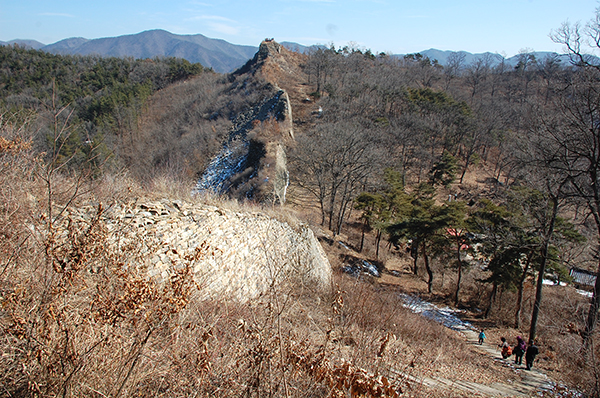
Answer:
xmin=394 ymin=321 xmax=554 ymax=397
xmin=460 ymin=327 xmax=553 ymax=396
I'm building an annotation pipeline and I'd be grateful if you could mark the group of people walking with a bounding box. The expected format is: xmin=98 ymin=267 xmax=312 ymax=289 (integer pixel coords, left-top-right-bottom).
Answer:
xmin=478 ymin=330 xmax=539 ymax=370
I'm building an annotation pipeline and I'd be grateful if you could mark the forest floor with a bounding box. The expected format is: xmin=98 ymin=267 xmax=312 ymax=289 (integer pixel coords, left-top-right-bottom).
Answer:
xmin=380 ymin=269 xmax=563 ymax=397
xmin=396 ymin=312 xmax=555 ymax=397
xmin=328 ymin=235 xmax=573 ymax=397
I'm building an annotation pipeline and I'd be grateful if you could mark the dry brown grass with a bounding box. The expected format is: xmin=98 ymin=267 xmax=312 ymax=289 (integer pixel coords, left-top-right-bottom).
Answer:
xmin=0 ymin=112 xmax=409 ymax=397
xmin=0 ymin=145 xmax=504 ymax=397
xmin=3 ymin=109 xmax=598 ymax=397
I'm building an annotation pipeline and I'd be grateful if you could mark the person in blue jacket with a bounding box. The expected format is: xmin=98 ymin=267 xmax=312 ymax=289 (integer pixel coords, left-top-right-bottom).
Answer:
xmin=478 ymin=329 xmax=486 ymax=345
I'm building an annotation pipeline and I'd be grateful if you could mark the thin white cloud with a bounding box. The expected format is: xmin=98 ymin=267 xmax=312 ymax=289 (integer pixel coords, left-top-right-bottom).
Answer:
xmin=208 ymin=23 xmax=240 ymax=35
xmin=38 ymin=12 xmax=75 ymax=18
xmin=283 ymin=0 xmax=335 ymax=2
xmin=185 ymin=14 xmax=240 ymax=35
xmin=186 ymin=15 xmax=237 ymax=23
xmin=208 ymin=22 xmax=239 ymax=35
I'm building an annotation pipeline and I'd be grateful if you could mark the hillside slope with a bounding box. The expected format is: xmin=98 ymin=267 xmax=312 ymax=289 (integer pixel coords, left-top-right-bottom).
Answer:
xmin=2 ymin=35 xmax=594 ymax=396
xmin=134 ymin=39 xmax=318 ymax=202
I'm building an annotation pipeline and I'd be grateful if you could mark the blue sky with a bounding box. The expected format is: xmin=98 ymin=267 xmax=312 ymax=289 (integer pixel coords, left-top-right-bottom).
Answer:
xmin=1 ymin=0 xmax=599 ymax=57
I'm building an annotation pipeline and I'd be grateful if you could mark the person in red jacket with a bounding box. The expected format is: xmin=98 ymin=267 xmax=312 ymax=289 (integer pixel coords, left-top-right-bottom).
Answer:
xmin=498 ymin=337 xmax=512 ymax=359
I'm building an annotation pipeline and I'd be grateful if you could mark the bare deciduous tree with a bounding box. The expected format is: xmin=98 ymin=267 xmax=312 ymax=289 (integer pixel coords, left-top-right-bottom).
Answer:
xmin=528 ymin=46 xmax=600 ymax=348
xmin=292 ymin=121 xmax=379 ymax=235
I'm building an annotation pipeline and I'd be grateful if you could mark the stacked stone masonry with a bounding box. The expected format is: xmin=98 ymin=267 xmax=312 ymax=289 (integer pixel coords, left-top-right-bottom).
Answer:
xmin=66 ymin=199 xmax=331 ymax=301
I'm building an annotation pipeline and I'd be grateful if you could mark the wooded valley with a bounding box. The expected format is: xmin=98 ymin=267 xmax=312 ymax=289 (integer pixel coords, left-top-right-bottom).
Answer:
xmin=2 ymin=12 xmax=600 ymax=397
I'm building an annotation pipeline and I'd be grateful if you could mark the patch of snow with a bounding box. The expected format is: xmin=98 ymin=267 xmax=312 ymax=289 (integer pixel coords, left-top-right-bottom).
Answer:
xmin=337 ymin=241 xmax=350 ymax=250
xmin=194 ymin=136 xmax=249 ymax=195
xmin=360 ymin=260 xmax=380 ymax=277
xmin=541 ymin=382 xmax=584 ymax=397
xmin=399 ymin=294 xmax=472 ymax=331
xmin=341 ymin=265 xmax=360 ymax=277
xmin=342 ymin=259 xmax=380 ymax=277
xmin=544 ymin=280 xmax=593 ymax=297
xmin=542 ymin=279 xmax=567 ymax=286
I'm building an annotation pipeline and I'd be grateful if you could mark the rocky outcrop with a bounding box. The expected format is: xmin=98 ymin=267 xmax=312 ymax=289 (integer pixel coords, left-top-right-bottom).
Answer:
xmin=234 ymin=40 xmax=285 ymax=76
xmin=272 ymin=143 xmax=289 ymax=204
xmin=67 ymin=199 xmax=331 ymax=301
xmin=194 ymin=39 xmax=306 ymax=202
xmin=194 ymin=88 xmax=293 ymax=201
xmin=279 ymin=90 xmax=294 ymax=139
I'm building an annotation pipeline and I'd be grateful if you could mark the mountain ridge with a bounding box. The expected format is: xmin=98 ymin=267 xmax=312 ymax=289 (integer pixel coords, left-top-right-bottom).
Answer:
xmin=45 ymin=29 xmax=259 ymax=73
xmin=2 ymin=29 xmax=258 ymax=73
xmin=417 ymin=48 xmax=573 ymax=67
xmin=1 ymin=30 xmax=572 ymax=72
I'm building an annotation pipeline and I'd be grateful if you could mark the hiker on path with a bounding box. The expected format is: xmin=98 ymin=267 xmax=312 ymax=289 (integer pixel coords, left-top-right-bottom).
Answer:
xmin=525 ymin=340 xmax=539 ymax=370
xmin=499 ymin=337 xmax=512 ymax=359
xmin=513 ymin=336 xmax=526 ymax=365
xmin=478 ymin=330 xmax=486 ymax=345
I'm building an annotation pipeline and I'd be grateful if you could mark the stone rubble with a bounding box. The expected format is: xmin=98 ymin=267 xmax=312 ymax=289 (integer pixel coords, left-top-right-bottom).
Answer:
xmin=67 ymin=199 xmax=331 ymax=301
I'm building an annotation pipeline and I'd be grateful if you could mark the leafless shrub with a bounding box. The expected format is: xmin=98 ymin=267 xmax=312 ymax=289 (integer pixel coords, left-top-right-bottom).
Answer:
xmin=0 ymin=107 xmax=527 ymax=398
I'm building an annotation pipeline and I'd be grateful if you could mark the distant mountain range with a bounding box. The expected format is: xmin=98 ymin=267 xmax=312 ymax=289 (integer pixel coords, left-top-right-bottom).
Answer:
xmin=415 ymin=48 xmax=573 ymax=68
xmin=1 ymin=30 xmax=258 ymax=73
xmin=0 ymin=30 xmax=573 ymax=73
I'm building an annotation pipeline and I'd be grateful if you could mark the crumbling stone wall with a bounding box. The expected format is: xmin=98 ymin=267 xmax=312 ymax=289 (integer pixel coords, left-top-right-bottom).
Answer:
xmin=66 ymin=199 xmax=331 ymax=301
xmin=195 ymin=89 xmax=292 ymax=202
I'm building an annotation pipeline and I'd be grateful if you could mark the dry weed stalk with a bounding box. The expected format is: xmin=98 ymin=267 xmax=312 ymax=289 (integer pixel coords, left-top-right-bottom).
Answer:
xmin=1 ymin=197 xmax=203 ymax=397
xmin=287 ymin=340 xmax=401 ymax=398
xmin=0 ymin=111 xmax=209 ymax=396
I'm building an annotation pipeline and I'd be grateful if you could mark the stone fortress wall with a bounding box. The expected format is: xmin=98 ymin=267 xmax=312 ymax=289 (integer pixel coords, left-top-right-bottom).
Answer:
xmin=67 ymin=199 xmax=332 ymax=301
